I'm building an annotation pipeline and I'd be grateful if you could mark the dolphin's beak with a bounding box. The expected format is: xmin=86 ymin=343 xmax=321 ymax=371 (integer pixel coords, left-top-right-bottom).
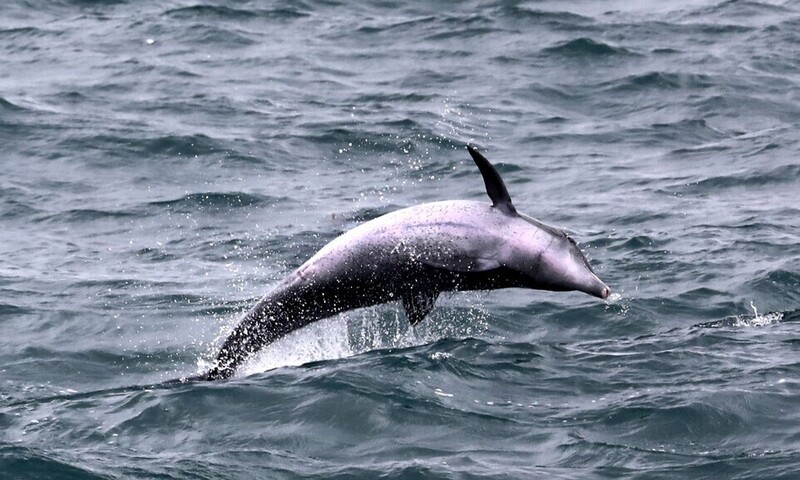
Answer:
xmin=588 ymin=273 xmax=610 ymax=299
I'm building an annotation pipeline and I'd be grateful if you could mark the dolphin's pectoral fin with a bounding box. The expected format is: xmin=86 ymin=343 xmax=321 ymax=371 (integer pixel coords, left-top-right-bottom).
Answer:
xmin=402 ymin=290 xmax=439 ymax=326
xmin=467 ymin=144 xmax=517 ymax=216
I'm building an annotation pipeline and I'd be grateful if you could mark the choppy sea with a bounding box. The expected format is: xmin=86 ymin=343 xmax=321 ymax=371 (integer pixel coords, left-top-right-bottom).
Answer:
xmin=2 ymin=1 xmax=800 ymax=478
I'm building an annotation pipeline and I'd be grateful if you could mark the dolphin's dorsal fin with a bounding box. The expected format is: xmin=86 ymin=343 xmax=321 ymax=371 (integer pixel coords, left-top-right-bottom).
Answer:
xmin=402 ymin=290 xmax=439 ymax=326
xmin=467 ymin=145 xmax=517 ymax=216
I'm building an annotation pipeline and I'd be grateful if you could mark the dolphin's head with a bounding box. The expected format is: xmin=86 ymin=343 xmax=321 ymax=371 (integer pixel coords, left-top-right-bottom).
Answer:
xmin=512 ymin=215 xmax=610 ymax=299
xmin=466 ymin=144 xmax=610 ymax=300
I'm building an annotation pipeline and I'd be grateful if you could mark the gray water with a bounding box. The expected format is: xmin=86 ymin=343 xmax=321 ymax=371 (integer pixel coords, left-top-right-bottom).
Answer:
xmin=1 ymin=1 xmax=800 ymax=478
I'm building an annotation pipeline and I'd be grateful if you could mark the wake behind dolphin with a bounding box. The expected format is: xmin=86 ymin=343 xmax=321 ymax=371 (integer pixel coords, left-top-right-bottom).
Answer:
xmin=190 ymin=145 xmax=610 ymax=381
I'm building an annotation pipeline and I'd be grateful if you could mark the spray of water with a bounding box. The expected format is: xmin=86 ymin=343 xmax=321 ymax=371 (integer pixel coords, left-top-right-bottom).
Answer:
xmin=735 ymin=301 xmax=784 ymax=327
xmin=231 ymin=295 xmax=489 ymax=378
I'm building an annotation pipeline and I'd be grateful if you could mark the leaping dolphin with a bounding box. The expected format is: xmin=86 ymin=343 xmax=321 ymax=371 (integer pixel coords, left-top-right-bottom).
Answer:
xmin=192 ymin=145 xmax=610 ymax=381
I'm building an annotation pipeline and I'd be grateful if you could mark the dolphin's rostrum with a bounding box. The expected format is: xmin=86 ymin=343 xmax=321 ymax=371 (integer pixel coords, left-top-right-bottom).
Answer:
xmin=193 ymin=145 xmax=609 ymax=381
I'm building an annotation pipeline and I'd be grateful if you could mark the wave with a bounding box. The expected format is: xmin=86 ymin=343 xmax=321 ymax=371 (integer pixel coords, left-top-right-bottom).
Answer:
xmin=34 ymin=208 xmax=139 ymax=224
xmin=0 ymin=26 xmax=44 ymax=38
xmin=0 ymin=303 xmax=31 ymax=316
xmin=0 ymin=27 xmax=64 ymax=54
xmin=164 ymin=4 xmax=310 ymax=21
xmin=424 ymin=26 xmax=496 ymax=42
xmin=600 ymin=72 xmax=715 ymax=93
xmin=607 ymin=234 xmax=670 ymax=251
xmin=542 ymin=37 xmax=641 ymax=58
xmin=355 ymin=16 xmax=438 ymax=35
xmin=498 ymin=6 xmax=595 ymax=29
xmin=66 ymin=133 xmax=221 ymax=158
xmin=694 ymin=309 xmax=799 ymax=329
xmin=0 ymin=97 xmax=25 ymax=113
xmin=0 ymin=446 xmax=108 ymax=480
xmin=677 ymin=164 xmax=800 ymax=192
xmin=0 ymin=191 xmax=43 ymax=220
xmin=175 ymin=24 xmax=257 ymax=47
xmin=686 ymin=0 xmax=791 ymax=22
xmin=148 ymin=192 xmax=283 ymax=212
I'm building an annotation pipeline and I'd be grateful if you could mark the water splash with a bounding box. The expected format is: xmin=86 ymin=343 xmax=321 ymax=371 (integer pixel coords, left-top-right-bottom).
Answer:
xmin=238 ymin=315 xmax=356 ymax=376
xmin=607 ymin=292 xmax=624 ymax=303
xmin=737 ymin=301 xmax=784 ymax=327
xmin=235 ymin=297 xmax=489 ymax=377
xmin=693 ymin=301 xmax=785 ymax=329
xmin=604 ymin=290 xmax=631 ymax=317
xmin=435 ymin=96 xmax=490 ymax=146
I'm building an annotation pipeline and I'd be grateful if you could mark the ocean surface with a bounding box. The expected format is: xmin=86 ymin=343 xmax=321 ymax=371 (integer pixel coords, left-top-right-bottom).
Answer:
xmin=2 ymin=0 xmax=800 ymax=478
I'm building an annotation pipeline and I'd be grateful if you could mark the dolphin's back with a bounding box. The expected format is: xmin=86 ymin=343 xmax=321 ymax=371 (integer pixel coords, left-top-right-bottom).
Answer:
xmin=297 ymin=200 xmax=508 ymax=283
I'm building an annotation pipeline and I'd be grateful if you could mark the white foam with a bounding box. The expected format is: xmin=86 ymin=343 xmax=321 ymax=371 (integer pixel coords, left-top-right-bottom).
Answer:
xmin=238 ymin=314 xmax=357 ymax=376
xmin=235 ymin=299 xmax=488 ymax=377
xmin=732 ymin=302 xmax=784 ymax=327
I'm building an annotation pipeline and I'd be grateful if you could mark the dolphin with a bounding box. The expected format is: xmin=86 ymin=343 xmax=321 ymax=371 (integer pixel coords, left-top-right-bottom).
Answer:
xmin=191 ymin=145 xmax=609 ymax=381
